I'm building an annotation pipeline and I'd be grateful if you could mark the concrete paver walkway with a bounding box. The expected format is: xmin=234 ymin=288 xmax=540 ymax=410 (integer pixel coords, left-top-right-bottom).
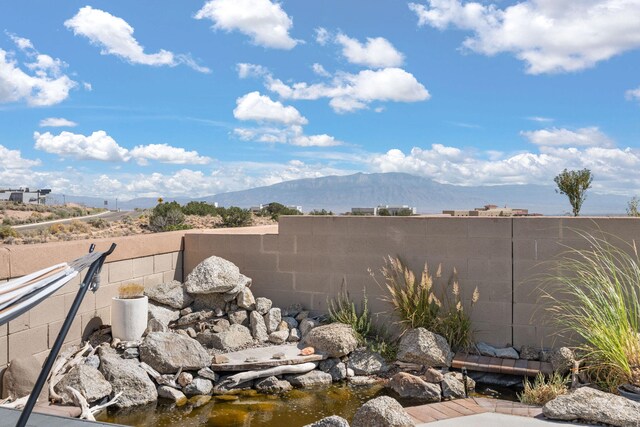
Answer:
xmin=415 ymin=412 xmax=595 ymax=426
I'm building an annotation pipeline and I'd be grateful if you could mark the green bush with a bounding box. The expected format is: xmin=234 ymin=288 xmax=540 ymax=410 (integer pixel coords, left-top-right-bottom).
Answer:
xmin=220 ymin=206 xmax=252 ymax=228
xmin=149 ymin=201 xmax=186 ymax=232
xmin=258 ymin=202 xmax=302 ymax=221
xmin=377 ymin=208 xmax=390 ymax=216
xmin=396 ymin=208 xmax=414 ymax=216
xmin=328 ymin=286 xmax=372 ymax=343
xmin=518 ymin=372 xmax=569 ymax=406
xmin=88 ymin=218 xmax=108 ymax=229
xmin=0 ymin=225 xmax=17 ymax=239
xmin=309 ymin=209 xmax=334 ymax=215
xmin=182 ymin=201 xmax=219 ymax=216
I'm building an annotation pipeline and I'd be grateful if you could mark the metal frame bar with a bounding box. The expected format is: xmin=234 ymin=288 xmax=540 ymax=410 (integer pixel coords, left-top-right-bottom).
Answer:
xmin=16 ymin=243 xmax=116 ymax=427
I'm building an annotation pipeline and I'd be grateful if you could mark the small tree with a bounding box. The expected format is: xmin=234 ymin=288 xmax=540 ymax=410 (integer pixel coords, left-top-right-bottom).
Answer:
xmin=554 ymin=168 xmax=592 ymax=216
xmin=627 ymin=197 xmax=640 ymax=217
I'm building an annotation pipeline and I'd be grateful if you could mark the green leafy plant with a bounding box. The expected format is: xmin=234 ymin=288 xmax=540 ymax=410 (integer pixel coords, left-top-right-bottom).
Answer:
xmin=309 ymin=209 xmax=334 ymax=215
xmin=149 ymin=201 xmax=186 ymax=232
xmin=258 ymin=202 xmax=302 ymax=221
xmin=627 ymin=197 xmax=640 ymax=217
xmin=220 ymin=206 xmax=252 ymax=228
xmin=327 ymin=286 xmax=372 ymax=343
xmin=373 ymin=256 xmax=479 ymax=351
xmin=542 ymin=230 xmax=640 ymax=391
xmin=0 ymin=225 xmax=17 ymax=239
xmin=182 ymin=201 xmax=219 ymax=216
xmin=554 ymin=168 xmax=592 ymax=216
xmin=518 ymin=372 xmax=569 ymax=406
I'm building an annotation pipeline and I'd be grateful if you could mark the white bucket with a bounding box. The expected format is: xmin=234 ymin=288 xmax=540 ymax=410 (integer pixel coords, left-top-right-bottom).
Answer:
xmin=111 ymin=295 xmax=148 ymax=341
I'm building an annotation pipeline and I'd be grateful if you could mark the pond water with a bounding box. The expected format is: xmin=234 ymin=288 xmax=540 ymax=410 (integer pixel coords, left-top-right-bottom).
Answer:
xmin=97 ymin=381 xmax=521 ymax=427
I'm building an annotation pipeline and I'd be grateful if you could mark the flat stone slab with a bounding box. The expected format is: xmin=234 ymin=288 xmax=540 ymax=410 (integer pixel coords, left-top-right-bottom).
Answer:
xmin=211 ymin=343 xmax=325 ymax=371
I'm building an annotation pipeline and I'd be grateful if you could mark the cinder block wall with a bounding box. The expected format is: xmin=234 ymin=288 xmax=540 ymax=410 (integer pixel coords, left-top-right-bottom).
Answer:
xmin=184 ymin=216 xmax=640 ymax=349
xmin=0 ymin=231 xmax=184 ymax=371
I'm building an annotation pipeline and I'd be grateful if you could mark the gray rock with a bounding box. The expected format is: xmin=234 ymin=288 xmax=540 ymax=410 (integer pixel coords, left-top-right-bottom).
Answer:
xmin=99 ymin=347 xmax=158 ymax=408
xmin=282 ymin=316 xmax=299 ymax=329
xmin=157 ymin=385 xmax=187 ymax=404
xmin=296 ymin=311 xmax=310 ymax=322
xmin=229 ymin=309 xmax=249 ymax=326
xmin=183 ymin=378 xmax=213 ymax=396
xmin=197 ymin=367 xmax=219 ymax=382
xmin=123 ymin=348 xmax=139 ymax=359
xmin=447 ymin=371 xmax=475 ymax=391
xmin=148 ymin=302 xmax=179 ymax=327
xmin=255 ymin=297 xmax=272 ymax=314
xmin=304 ymin=415 xmax=350 ymax=427
xmin=539 ymin=349 xmax=553 ymax=363
xmin=265 ymin=308 xmax=282 ymax=333
xmin=299 ymin=318 xmax=319 ymax=336
xmin=423 ymin=367 xmax=444 ymax=383
xmin=352 ymin=396 xmax=414 ymax=427
xmin=269 ymin=330 xmax=290 ymax=344
xmin=255 ymin=376 xmax=293 ymax=394
xmin=519 ymin=345 xmax=540 ymax=360
xmin=319 ymin=358 xmax=340 ymax=372
xmin=346 ymin=368 xmax=355 ymax=378
xmin=551 ymin=347 xmax=575 ymax=375
xmin=397 ymin=328 xmax=454 ymax=367
xmin=184 ymin=255 xmax=241 ymax=294
xmin=180 ymin=307 xmax=193 ymax=316
xmin=84 ymin=355 xmax=100 ymax=370
xmin=543 ymin=387 xmax=640 ymax=427
xmin=210 ymin=319 xmax=230 ymax=333
xmin=223 ymin=274 xmax=251 ymax=302
xmin=475 ymin=342 xmax=497 ymax=357
xmin=349 ymin=376 xmax=380 ymax=386
xmin=347 ymin=348 xmax=389 ymax=375
xmin=328 ymin=362 xmax=347 ymax=382
xmin=191 ymin=293 xmax=227 ymax=312
xmin=197 ymin=324 xmax=253 ymax=350
xmin=283 ymin=303 xmax=303 ymax=317
xmin=2 ymin=356 xmax=48 ymax=402
xmin=139 ymin=332 xmax=211 ymax=374
xmin=387 ymin=372 xmax=441 ymax=402
xmin=287 ymin=370 xmax=333 ymax=388
xmin=236 ymin=287 xmax=256 ymax=310
xmin=250 ymin=310 xmax=269 ymax=342
xmin=305 ymin=323 xmax=358 ymax=357
xmin=277 ymin=320 xmax=289 ymax=332
xmin=494 ymin=347 xmax=519 ymax=359
xmin=176 ymin=310 xmax=213 ymax=327
xmin=288 ymin=328 xmax=301 ymax=342
xmin=442 ymin=373 xmax=466 ymax=399
xmin=54 ymin=364 xmax=112 ymax=405
xmin=146 ymin=318 xmax=168 ymax=333
xmin=144 ymin=280 xmax=193 ymax=309
xmin=178 ymin=372 xmax=193 ymax=387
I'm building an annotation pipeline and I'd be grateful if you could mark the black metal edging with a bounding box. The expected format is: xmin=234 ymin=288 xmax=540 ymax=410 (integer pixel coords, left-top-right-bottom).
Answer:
xmin=16 ymin=243 xmax=116 ymax=427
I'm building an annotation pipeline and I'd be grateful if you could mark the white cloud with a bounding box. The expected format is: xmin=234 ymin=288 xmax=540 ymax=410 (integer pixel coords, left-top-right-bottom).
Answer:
xmin=65 ymin=6 xmax=209 ymax=72
xmin=527 ymin=116 xmax=554 ymax=123
xmin=234 ymin=124 xmax=342 ymax=147
xmin=335 ymin=33 xmax=405 ymax=68
xmin=33 ymin=130 xmax=130 ymax=162
xmin=291 ymin=134 xmax=341 ymax=147
xmin=312 ymin=63 xmax=330 ymax=77
xmin=39 ymin=117 xmax=78 ymax=127
xmin=0 ymin=144 xmax=41 ymax=170
xmin=0 ymin=36 xmax=77 ymax=106
xmin=409 ymin=0 xmax=640 ymax=74
xmin=195 ymin=0 xmax=298 ymax=50
xmin=521 ymin=127 xmax=614 ymax=148
xmin=130 ymin=143 xmax=212 ymax=166
xmin=234 ymin=91 xmax=308 ymax=125
xmin=626 ymin=86 xmax=640 ymax=101
xmin=315 ymin=27 xmax=330 ymax=46
xmin=236 ymin=63 xmax=269 ymax=79
xmin=267 ymin=67 xmax=430 ymax=113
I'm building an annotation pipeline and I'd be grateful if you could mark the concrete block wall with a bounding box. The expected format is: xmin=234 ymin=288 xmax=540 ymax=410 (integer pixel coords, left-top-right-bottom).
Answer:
xmin=0 ymin=231 xmax=184 ymax=370
xmin=185 ymin=216 xmax=640 ymax=349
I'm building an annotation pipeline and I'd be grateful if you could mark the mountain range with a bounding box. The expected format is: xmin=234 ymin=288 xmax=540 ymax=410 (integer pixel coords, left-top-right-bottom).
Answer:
xmin=52 ymin=172 xmax=631 ymax=215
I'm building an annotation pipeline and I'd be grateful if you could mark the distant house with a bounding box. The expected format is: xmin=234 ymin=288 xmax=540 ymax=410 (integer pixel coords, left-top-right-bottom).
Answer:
xmin=443 ymin=204 xmax=539 ymax=217
xmin=0 ymin=188 xmax=51 ymax=204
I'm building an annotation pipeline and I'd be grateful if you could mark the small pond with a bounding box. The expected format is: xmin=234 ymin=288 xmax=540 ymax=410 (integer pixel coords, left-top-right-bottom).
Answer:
xmin=97 ymin=381 xmax=521 ymax=427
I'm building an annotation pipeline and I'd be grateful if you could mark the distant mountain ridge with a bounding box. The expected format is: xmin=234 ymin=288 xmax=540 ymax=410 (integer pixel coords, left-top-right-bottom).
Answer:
xmin=53 ymin=172 xmax=630 ymax=215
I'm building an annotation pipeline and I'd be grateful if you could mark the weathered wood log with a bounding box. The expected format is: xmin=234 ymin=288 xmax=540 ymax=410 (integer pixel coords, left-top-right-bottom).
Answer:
xmin=139 ymin=362 xmax=180 ymax=388
xmin=89 ymin=392 xmax=122 ymax=416
xmin=66 ymin=387 xmax=95 ymax=421
xmin=223 ymin=362 xmax=318 ymax=387
xmin=49 ymin=342 xmax=93 ymax=402
xmin=0 ymin=395 xmax=29 ymax=409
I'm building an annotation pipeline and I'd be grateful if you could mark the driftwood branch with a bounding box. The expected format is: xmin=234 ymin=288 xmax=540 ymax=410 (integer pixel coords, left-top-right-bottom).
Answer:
xmin=223 ymin=362 xmax=318 ymax=387
xmin=49 ymin=342 xmax=93 ymax=402
xmin=66 ymin=386 xmax=95 ymax=421
xmin=90 ymin=392 xmax=122 ymax=416
xmin=139 ymin=362 xmax=180 ymax=388
xmin=0 ymin=395 xmax=29 ymax=409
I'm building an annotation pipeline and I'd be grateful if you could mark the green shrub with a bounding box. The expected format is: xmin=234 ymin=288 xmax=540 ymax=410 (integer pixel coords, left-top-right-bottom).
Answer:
xmin=309 ymin=209 xmax=334 ymax=215
xmin=518 ymin=372 xmax=569 ymax=406
xmin=149 ymin=201 xmax=185 ymax=232
xmin=88 ymin=218 xmax=108 ymax=229
xmin=396 ymin=208 xmax=414 ymax=216
xmin=0 ymin=225 xmax=17 ymax=239
xmin=542 ymin=230 xmax=640 ymax=391
xmin=373 ymin=256 xmax=478 ymax=351
xmin=377 ymin=208 xmax=390 ymax=216
xmin=220 ymin=206 xmax=252 ymax=228
xmin=328 ymin=286 xmax=372 ymax=343
xmin=258 ymin=202 xmax=302 ymax=221
xmin=182 ymin=201 xmax=219 ymax=216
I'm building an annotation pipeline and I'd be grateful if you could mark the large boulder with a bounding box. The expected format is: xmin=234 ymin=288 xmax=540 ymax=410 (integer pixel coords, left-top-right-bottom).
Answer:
xmin=347 ymin=348 xmax=389 ymax=375
xmin=197 ymin=324 xmax=253 ymax=351
xmin=139 ymin=332 xmax=211 ymax=374
xmin=304 ymin=416 xmax=350 ymax=427
xmin=265 ymin=308 xmax=282 ymax=333
xmin=99 ymin=347 xmax=157 ymax=408
xmin=148 ymin=302 xmax=180 ymax=327
xmin=184 ymin=256 xmax=241 ymax=294
xmin=191 ymin=293 xmax=227 ymax=312
xmin=286 ymin=370 xmax=333 ymax=388
xmin=441 ymin=372 xmax=466 ymax=399
xmin=54 ymin=364 xmax=112 ymax=405
xmin=183 ymin=378 xmax=213 ymax=396
xmin=304 ymin=323 xmax=358 ymax=357
xmin=144 ymin=280 xmax=193 ymax=309
xmin=543 ymin=387 xmax=640 ymax=427
xmin=250 ymin=310 xmax=269 ymax=342
xmin=387 ymin=372 xmax=441 ymax=402
xmin=236 ymin=288 xmax=256 ymax=310
xmin=157 ymin=385 xmax=187 ymax=405
xmin=550 ymin=347 xmax=575 ymax=375
xmin=352 ymin=396 xmax=414 ymax=427
xmin=2 ymin=356 xmax=48 ymax=402
xmin=397 ymin=328 xmax=453 ymax=367
xmin=255 ymin=376 xmax=293 ymax=394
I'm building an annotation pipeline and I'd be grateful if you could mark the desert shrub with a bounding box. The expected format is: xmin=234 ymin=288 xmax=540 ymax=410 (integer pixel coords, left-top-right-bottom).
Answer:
xmin=220 ymin=206 xmax=252 ymax=228
xmin=2 ymin=217 xmax=13 ymax=225
xmin=627 ymin=197 xmax=640 ymax=217
xmin=182 ymin=201 xmax=219 ymax=216
xmin=68 ymin=220 xmax=90 ymax=233
xmin=258 ymin=202 xmax=302 ymax=221
xmin=88 ymin=218 xmax=108 ymax=229
xmin=542 ymin=230 xmax=640 ymax=391
xmin=518 ymin=372 xmax=569 ymax=406
xmin=0 ymin=225 xmax=17 ymax=239
xmin=309 ymin=209 xmax=334 ymax=215
xmin=149 ymin=201 xmax=185 ymax=232
xmin=373 ymin=256 xmax=479 ymax=351
xmin=48 ymin=223 xmax=66 ymax=234
xmin=328 ymin=286 xmax=372 ymax=343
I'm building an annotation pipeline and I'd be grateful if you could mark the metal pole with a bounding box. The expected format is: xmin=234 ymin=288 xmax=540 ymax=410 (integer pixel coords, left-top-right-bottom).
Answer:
xmin=16 ymin=243 xmax=116 ymax=427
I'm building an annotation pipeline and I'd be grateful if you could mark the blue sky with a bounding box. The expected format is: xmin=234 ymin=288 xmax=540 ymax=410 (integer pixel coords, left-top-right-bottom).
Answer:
xmin=0 ymin=0 xmax=639 ymax=199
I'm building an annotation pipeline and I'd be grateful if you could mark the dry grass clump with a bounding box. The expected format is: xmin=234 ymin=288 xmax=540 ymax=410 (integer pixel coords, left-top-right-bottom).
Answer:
xmin=518 ymin=372 xmax=569 ymax=406
xmin=118 ymin=283 xmax=145 ymax=299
